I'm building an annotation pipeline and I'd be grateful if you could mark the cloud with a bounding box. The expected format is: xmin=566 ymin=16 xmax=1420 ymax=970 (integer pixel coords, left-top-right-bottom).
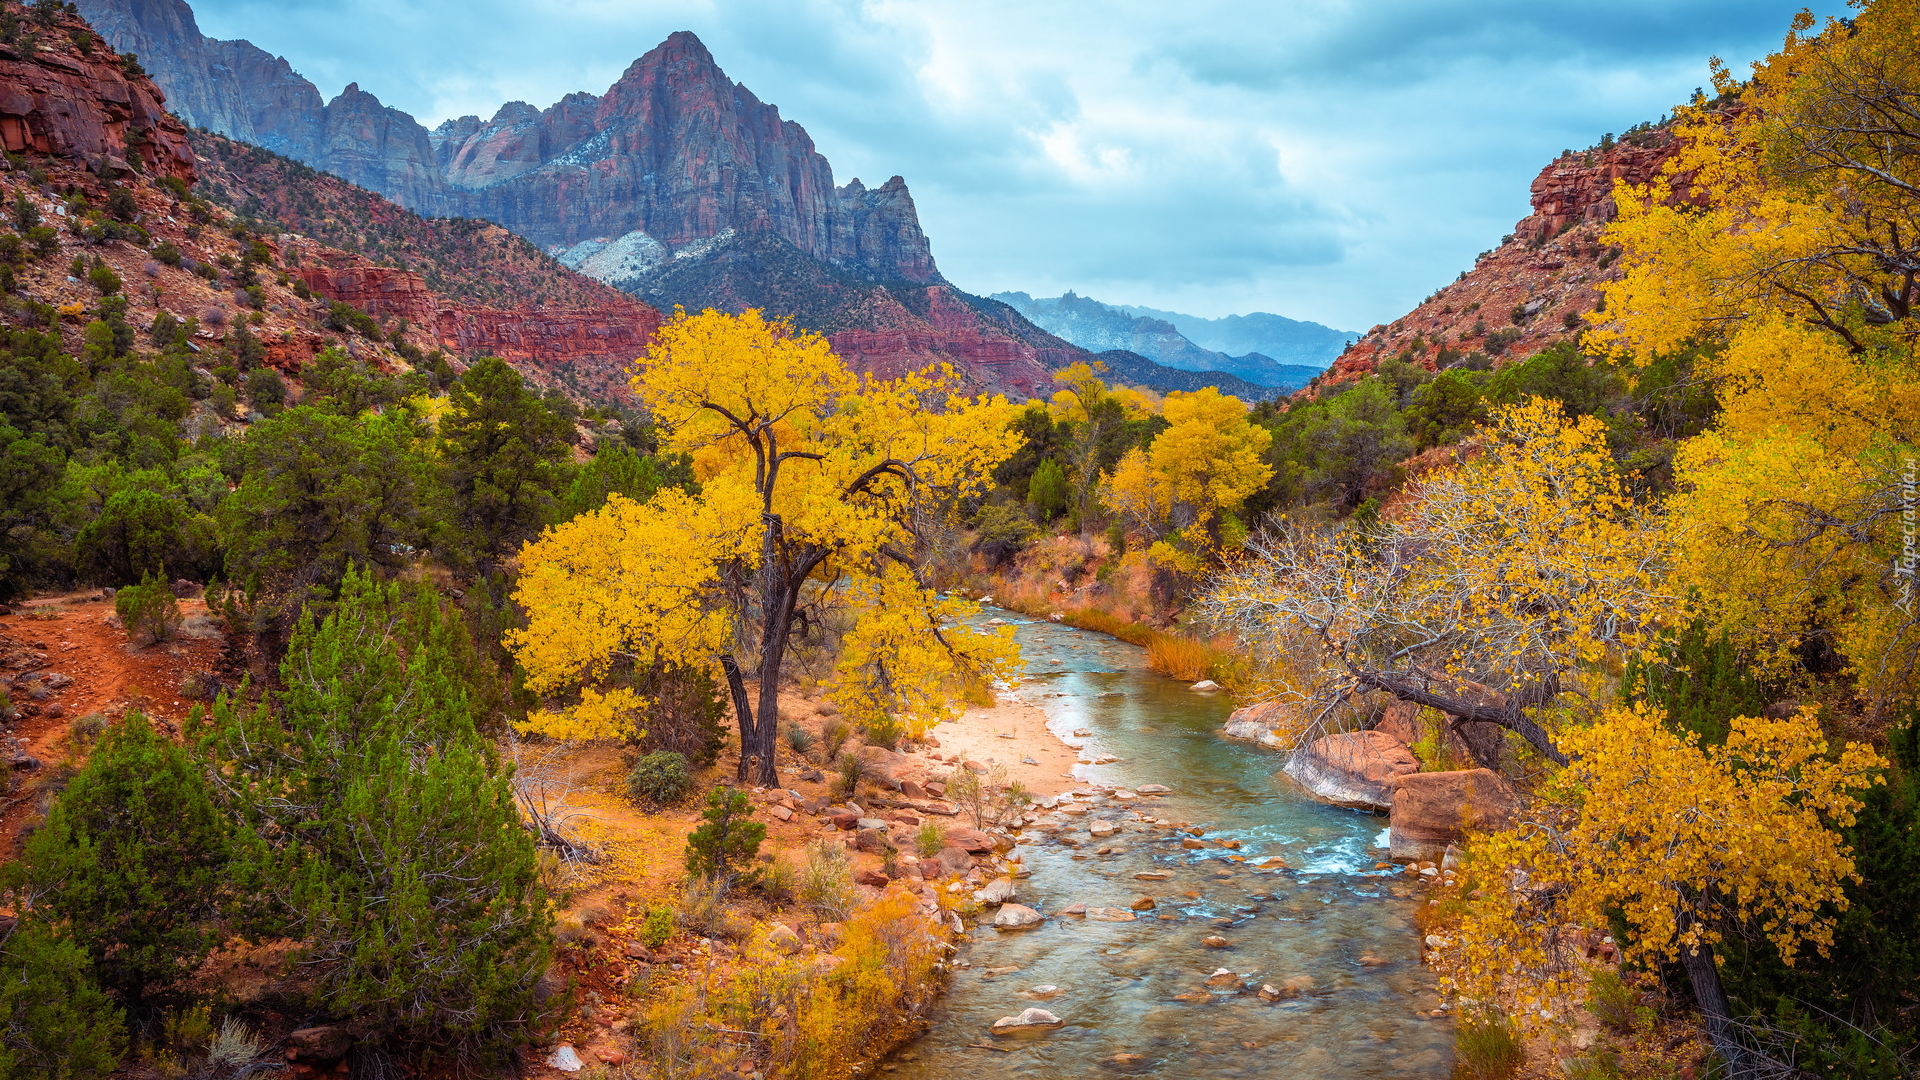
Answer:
xmin=181 ymin=0 xmax=1842 ymax=329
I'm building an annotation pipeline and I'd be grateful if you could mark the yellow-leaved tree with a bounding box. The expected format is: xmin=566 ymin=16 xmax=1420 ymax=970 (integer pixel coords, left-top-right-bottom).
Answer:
xmin=509 ymin=309 xmax=1022 ymax=783
xmin=1442 ymin=704 xmax=1883 ymax=1074
xmin=1595 ymin=0 xmax=1920 ymax=712
xmin=1203 ymin=398 xmax=1670 ymax=764
xmin=1101 ymin=386 xmax=1272 ymax=568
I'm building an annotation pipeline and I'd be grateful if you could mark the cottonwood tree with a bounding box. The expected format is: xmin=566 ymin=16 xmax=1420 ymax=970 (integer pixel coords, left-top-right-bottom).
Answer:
xmin=1102 ymin=385 xmax=1271 ymax=568
xmin=1442 ymin=704 xmax=1884 ymax=1077
xmin=511 ymin=309 xmax=1021 ymax=784
xmin=1596 ymin=0 xmax=1920 ymax=713
xmin=1202 ymin=399 xmax=1671 ymax=766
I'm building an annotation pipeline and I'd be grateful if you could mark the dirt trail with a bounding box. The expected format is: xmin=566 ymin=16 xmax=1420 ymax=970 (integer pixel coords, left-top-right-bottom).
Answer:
xmin=1 ymin=590 xmax=223 ymax=849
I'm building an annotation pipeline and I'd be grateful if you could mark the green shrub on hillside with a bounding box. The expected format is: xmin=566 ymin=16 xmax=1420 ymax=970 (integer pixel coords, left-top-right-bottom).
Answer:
xmin=114 ymin=574 xmax=180 ymax=645
xmin=628 ymin=750 xmax=691 ymax=807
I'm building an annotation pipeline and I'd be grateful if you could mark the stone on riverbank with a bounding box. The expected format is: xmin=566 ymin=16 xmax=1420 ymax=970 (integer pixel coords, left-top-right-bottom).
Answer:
xmin=1280 ymin=730 xmax=1420 ymax=813
xmin=1388 ymin=768 xmax=1522 ymax=862
xmin=1086 ymin=906 xmax=1138 ymax=922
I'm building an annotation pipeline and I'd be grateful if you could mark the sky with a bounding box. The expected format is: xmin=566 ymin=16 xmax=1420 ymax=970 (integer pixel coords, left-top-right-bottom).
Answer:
xmin=183 ymin=0 xmax=1842 ymax=332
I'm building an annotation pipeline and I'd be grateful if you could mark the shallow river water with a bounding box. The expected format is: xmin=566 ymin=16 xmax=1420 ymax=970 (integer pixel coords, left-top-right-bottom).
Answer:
xmin=887 ymin=613 xmax=1453 ymax=1079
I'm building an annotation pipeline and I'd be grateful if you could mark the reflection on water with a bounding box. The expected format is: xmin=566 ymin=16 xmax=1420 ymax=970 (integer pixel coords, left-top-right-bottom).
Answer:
xmin=887 ymin=615 xmax=1452 ymax=1079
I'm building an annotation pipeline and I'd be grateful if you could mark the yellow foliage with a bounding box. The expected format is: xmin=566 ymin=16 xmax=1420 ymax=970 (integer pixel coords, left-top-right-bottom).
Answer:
xmin=828 ymin=563 xmax=1019 ymax=738
xmin=509 ymin=309 xmax=1023 ymax=747
xmin=1443 ymin=704 xmax=1884 ymax=1027
xmin=638 ymin=889 xmax=946 ymax=1080
xmin=1591 ymin=2 xmax=1920 ymax=711
xmin=1100 ymin=386 xmax=1271 ymax=554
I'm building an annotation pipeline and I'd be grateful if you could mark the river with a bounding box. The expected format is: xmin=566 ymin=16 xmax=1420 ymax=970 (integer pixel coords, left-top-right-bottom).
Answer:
xmin=886 ymin=612 xmax=1453 ymax=1078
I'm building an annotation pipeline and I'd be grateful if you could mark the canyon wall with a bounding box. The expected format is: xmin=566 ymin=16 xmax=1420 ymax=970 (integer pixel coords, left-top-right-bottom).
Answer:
xmin=1315 ymin=132 xmax=1682 ymax=387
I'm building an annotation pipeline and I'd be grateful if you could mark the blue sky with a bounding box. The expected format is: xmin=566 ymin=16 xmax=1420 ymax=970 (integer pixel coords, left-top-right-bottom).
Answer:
xmin=183 ymin=0 xmax=1839 ymax=331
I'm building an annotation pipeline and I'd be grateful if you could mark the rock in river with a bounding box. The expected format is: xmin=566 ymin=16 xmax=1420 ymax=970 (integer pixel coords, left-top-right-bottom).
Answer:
xmin=991 ymin=1007 xmax=1066 ymax=1033
xmin=993 ymin=903 xmax=1045 ymax=929
xmin=1280 ymin=730 xmax=1420 ymax=813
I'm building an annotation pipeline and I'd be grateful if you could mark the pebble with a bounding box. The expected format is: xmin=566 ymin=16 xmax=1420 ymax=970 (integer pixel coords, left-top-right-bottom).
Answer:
xmin=1202 ymin=935 xmax=1230 ymax=948
xmin=1136 ymin=784 xmax=1171 ymax=794
xmin=1204 ymin=968 xmax=1242 ymax=989
xmin=1129 ymin=896 xmax=1157 ymax=911
xmin=1134 ymin=870 xmax=1172 ymax=880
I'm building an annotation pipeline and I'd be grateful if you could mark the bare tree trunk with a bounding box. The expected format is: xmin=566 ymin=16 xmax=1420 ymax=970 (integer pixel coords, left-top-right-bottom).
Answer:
xmin=718 ymin=655 xmax=756 ymax=783
xmin=1676 ymin=907 xmax=1756 ymax=1080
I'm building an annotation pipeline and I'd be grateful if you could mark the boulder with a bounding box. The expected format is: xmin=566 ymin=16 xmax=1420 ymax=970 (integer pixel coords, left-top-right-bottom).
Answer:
xmin=1202 ymin=935 xmax=1230 ymax=949
xmin=991 ymin=1008 xmax=1065 ymax=1034
xmin=945 ymin=827 xmax=994 ymax=853
xmin=765 ymin=923 xmax=802 ymax=954
xmin=1085 ymin=906 xmax=1138 ymax=922
xmin=856 ymin=745 xmax=913 ymax=790
xmin=769 ymin=804 xmax=794 ymax=821
xmin=853 ymin=828 xmax=888 ymax=854
xmin=828 ymin=811 xmax=860 ymax=830
xmin=935 ymin=846 xmax=975 ymax=875
xmin=993 ymin=903 xmax=1045 ymax=929
xmin=854 ymin=868 xmax=891 ymax=887
xmin=1137 ymin=784 xmax=1172 ymax=794
xmin=854 ymin=817 xmax=890 ymax=831
xmin=1388 ymin=769 xmax=1522 ymax=863
xmin=1372 ymin=698 xmax=1479 ymax=765
xmin=1220 ymin=700 xmax=1293 ymax=743
xmin=546 ymin=1044 xmax=584 ymax=1072
xmin=1129 ymin=896 xmax=1156 ymax=911
xmin=1190 ymin=680 xmax=1221 ymax=691
xmin=1204 ymin=968 xmax=1242 ymax=989
xmin=1060 ymin=902 xmax=1088 ymax=916
xmin=900 ymin=779 xmax=928 ymax=800
xmin=1089 ymin=820 xmax=1119 ymax=838
xmin=974 ymin=877 xmax=1017 ymax=905
xmin=286 ymin=1027 xmax=352 ymax=1062
xmin=1280 ymin=730 xmax=1421 ymax=813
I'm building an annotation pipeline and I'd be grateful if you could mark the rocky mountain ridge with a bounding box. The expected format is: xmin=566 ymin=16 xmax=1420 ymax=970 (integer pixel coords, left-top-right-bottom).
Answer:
xmin=76 ymin=0 xmax=938 ymax=285
xmin=992 ymin=290 xmax=1329 ymax=389
xmin=0 ymin=3 xmax=660 ymax=403
xmin=1312 ymin=132 xmax=1681 ymax=391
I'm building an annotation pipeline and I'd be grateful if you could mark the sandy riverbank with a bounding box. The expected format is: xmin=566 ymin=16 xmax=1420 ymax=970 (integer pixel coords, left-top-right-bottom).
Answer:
xmin=929 ymin=691 xmax=1082 ymax=799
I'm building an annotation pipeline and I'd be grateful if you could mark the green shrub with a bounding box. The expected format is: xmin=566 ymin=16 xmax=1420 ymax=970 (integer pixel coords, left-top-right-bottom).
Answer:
xmin=11 ymin=711 xmax=230 ymax=1005
xmin=153 ymin=240 xmax=182 ymax=267
xmin=684 ymin=787 xmax=764 ymax=888
xmin=0 ymin=924 xmax=127 ymax=1079
xmin=627 ymin=751 xmax=691 ymax=807
xmin=782 ymin=723 xmax=815 ymax=759
xmin=640 ymin=904 xmax=675 ymax=948
xmin=87 ymin=263 xmax=121 ymax=296
xmin=114 ymin=574 xmax=180 ymax=645
xmin=1453 ymin=1008 xmax=1523 ymax=1080
xmin=798 ymin=840 xmax=854 ymax=920
xmin=829 ymin=752 xmax=868 ymax=801
xmin=914 ymin=821 xmax=948 ymax=858
xmin=861 ymin=714 xmax=903 ymax=751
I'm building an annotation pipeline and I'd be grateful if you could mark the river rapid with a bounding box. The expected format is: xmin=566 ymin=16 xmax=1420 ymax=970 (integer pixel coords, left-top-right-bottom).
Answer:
xmin=886 ymin=612 xmax=1452 ymax=1079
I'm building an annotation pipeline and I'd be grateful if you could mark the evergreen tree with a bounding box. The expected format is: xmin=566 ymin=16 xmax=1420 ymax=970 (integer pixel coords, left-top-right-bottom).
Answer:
xmin=439 ymin=356 xmax=572 ymax=569
xmin=7 ymin=712 xmax=229 ymax=1006
xmin=0 ymin=925 xmax=125 ymax=1080
xmin=202 ymin=568 xmax=552 ymax=1062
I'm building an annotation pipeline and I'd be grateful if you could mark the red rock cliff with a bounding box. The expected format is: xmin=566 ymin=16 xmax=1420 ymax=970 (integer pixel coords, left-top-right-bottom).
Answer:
xmin=0 ymin=9 xmax=192 ymax=183
xmin=1314 ymin=132 xmax=1681 ymax=389
xmin=291 ymin=250 xmax=662 ymax=399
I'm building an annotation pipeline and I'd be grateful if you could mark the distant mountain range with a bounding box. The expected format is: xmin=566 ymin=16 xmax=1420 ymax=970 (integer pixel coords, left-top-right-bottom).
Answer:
xmin=989 ymin=291 xmax=1345 ymax=389
xmin=80 ymin=0 xmax=1304 ymax=403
